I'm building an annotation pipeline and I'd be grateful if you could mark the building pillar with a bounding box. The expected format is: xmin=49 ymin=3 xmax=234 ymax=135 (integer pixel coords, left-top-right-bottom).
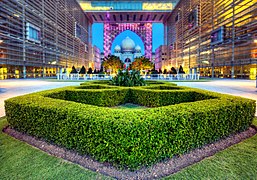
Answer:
xmin=231 ymin=0 xmax=235 ymax=78
xmin=23 ymin=65 xmax=26 ymax=79
xmin=211 ymin=0 xmax=215 ymax=79
xmin=164 ymin=22 xmax=168 ymax=46
xmin=43 ymin=66 xmax=45 ymax=78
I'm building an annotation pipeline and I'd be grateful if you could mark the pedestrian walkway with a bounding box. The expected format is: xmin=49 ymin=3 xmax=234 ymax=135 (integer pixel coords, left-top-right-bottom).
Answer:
xmin=175 ymin=79 xmax=257 ymax=116
xmin=0 ymin=79 xmax=81 ymax=117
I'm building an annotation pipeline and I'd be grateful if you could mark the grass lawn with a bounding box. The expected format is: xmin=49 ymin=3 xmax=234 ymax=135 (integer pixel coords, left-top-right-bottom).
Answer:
xmin=0 ymin=117 xmax=111 ymax=180
xmin=1 ymin=117 xmax=256 ymax=179
xmin=112 ymin=103 xmax=147 ymax=109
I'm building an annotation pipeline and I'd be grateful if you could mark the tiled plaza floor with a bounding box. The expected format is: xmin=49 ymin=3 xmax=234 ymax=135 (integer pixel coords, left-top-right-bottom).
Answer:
xmin=176 ymin=79 xmax=257 ymax=116
xmin=0 ymin=79 xmax=81 ymax=117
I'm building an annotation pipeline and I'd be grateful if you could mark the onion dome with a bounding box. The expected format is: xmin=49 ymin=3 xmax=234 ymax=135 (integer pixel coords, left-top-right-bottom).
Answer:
xmin=121 ymin=36 xmax=135 ymax=52
xmin=135 ymin=45 xmax=141 ymax=52
xmin=114 ymin=45 xmax=121 ymax=52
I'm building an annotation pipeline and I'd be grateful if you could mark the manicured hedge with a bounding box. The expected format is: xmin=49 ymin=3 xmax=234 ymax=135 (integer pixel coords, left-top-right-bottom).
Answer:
xmin=80 ymin=80 xmax=177 ymax=87
xmin=4 ymin=81 xmax=256 ymax=170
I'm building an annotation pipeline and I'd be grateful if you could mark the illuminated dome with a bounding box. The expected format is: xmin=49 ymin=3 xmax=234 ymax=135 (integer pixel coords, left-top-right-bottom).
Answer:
xmin=121 ymin=36 xmax=135 ymax=52
xmin=114 ymin=45 xmax=121 ymax=52
xmin=135 ymin=45 xmax=141 ymax=52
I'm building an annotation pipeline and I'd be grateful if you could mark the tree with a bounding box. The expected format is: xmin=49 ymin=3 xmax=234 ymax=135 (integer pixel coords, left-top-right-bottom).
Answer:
xmin=70 ymin=66 xmax=78 ymax=74
xmin=131 ymin=56 xmax=154 ymax=71
xmin=163 ymin=69 xmax=167 ymax=74
xmin=179 ymin=65 xmax=185 ymax=74
xmin=79 ymin=66 xmax=86 ymax=74
xmin=102 ymin=55 xmax=123 ymax=74
xmin=87 ymin=67 xmax=93 ymax=74
xmin=170 ymin=67 xmax=177 ymax=74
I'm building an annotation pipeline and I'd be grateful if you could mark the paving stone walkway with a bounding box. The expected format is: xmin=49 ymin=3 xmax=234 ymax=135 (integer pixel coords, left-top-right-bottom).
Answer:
xmin=0 ymin=79 xmax=81 ymax=117
xmin=175 ymin=79 xmax=257 ymax=116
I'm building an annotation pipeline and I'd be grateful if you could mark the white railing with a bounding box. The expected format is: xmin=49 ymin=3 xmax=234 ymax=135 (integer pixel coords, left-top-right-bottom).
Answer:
xmin=57 ymin=73 xmax=200 ymax=81
xmin=57 ymin=73 xmax=113 ymax=80
xmin=142 ymin=74 xmax=200 ymax=81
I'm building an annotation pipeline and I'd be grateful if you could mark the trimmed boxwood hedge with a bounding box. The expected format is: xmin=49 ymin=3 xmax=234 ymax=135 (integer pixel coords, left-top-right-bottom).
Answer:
xmin=4 ymin=81 xmax=256 ymax=170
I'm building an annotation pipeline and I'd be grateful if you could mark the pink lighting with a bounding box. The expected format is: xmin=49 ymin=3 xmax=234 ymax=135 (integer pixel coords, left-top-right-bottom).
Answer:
xmin=104 ymin=23 xmax=153 ymax=60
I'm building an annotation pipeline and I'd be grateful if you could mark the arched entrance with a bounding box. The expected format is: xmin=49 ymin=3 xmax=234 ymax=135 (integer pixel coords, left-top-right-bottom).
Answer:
xmin=104 ymin=23 xmax=152 ymax=60
xmin=125 ymin=58 xmax=131 ymax=63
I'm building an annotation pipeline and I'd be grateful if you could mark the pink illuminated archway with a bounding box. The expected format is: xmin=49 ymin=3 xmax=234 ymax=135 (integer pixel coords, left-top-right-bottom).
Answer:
xmin=104 ymin=23 xmax=152 ymax=60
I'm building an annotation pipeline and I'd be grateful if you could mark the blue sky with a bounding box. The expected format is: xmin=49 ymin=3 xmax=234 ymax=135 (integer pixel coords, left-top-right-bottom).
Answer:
xmin=92 ymin=23 xmax=164 ymax=53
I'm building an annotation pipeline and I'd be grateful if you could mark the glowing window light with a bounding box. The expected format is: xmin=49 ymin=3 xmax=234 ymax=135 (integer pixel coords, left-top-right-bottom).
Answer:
xmin=142 ymin=3 xmax=173 ymax=10
xmin=79 ymin=2 xmax=110 ymax=11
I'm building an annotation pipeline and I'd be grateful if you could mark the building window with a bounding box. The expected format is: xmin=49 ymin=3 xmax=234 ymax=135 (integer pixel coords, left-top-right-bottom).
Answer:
xmin=75 ymin=22 xmax=82 ymax=38
xmin=26 ymin=23 xmax=41 ymax=43
xmin=211 ymin=26 xmax=225 ymax=45
xmin=188 ymin=8 xmax=198 ymax=29
xmin=175 ymin=13 xmax=180 ymax=22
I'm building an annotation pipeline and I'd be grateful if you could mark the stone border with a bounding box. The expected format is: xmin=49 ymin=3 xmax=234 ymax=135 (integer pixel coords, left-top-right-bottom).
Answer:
xmin=3 ymin=126 xmax=257 ymax=179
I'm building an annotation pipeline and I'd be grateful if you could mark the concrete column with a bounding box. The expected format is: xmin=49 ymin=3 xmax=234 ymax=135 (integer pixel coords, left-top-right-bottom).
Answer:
xmin=23 ymin=66 xmax=26 ymax=79
xmin=231 ymin=0 xmax=235 ymax=78
xmin=43 ymin=66 xmax=45 ymax=78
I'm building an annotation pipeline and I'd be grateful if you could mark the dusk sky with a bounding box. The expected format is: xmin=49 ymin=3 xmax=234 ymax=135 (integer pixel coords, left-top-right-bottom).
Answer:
xmin=92 ymin=23 xmax=164 ymax=53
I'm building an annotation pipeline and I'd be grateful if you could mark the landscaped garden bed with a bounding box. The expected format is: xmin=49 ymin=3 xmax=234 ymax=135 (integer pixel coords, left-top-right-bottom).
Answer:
xmin=4 ymin=81 xmax=256 ymax=170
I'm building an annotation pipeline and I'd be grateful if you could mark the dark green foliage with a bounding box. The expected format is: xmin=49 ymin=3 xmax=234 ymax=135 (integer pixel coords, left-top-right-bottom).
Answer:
xmin=163 ymin=69 xmax=167 ymax=74
xmin=145 ymin=80 xmax=167 ymax=85
xmin=131 ymin=87 xmax=215 ymax=107
xmin=70 ymin=66 xmax=78 ymax=74
xmin=4 ymin=82 xmax=255 ymax=170
xmin=87 ymin=67 xmax=93 ymax=74
xmin=179 ymin=65 xmax=185 ymax=74
xmin=171 ymin=67 xmax=177 ymax=74
xmin=80 ymin=80 xmax=110 ymax=85
xmin=110 ymin=70 xmax=146 ymax=87
xmin=79 ymin=66 xmax=86 ymax=74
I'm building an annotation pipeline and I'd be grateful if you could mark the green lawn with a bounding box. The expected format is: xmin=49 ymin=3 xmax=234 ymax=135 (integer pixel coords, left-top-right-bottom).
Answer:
xmin=0 ymin=117 xmax=111 ymax=180
xmin=1 ymin=117 xmax=256 ymax=179
xmin=164 ymin=118 xmax=257 ymax=180
xmin=112 ymin=103 xmax=147 ymax=109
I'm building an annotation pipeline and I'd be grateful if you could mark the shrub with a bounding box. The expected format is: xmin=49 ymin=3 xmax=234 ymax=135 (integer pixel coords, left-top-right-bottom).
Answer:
xmin=80 ymin=80 xmax=110 ymax=86
xmin=87 ymin=67 xmax=93 ymax=74
xmin=110 ymin=70 xmax=146 ymax=87
xmin=171 ymin=67 xmax=177 ymax=74
xmin=5 ymin=83 xmax=255 ymax=170
xmin=179 ymin=65 xmax=185 ymax=74
xmin=79 ymin=66 xmax=86 ymax=74
xmin=70 ymin=66 xmax=78 ymax=74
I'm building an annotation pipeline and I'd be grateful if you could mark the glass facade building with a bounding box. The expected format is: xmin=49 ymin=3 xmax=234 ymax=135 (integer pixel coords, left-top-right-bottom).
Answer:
xmin=0 ymin=0 xmax=91 ymax=79
xmin=1 ymin=0 xmax=257 ymax=79
xmin=165 ymin=0 xmax=257 ymax=79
